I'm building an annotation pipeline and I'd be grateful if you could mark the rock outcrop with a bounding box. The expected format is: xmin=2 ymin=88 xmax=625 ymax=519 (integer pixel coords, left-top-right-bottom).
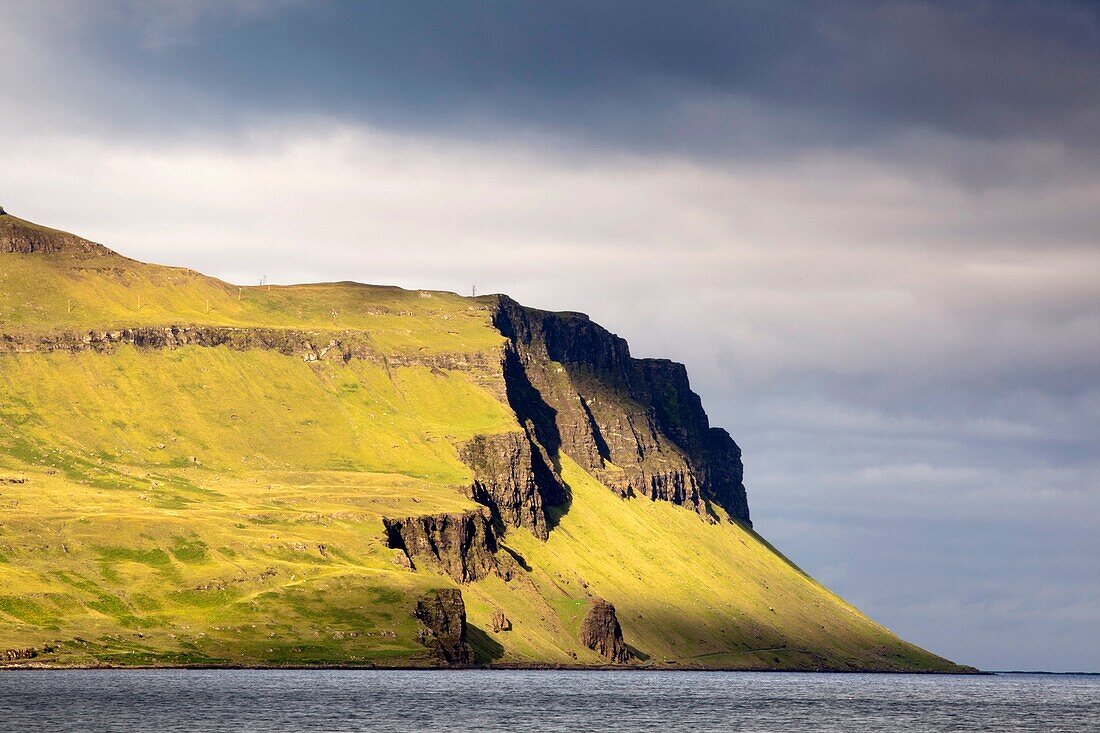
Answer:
xmin=579 ymin=598 xmax=632 ymax=664
xmin=492 ymin=297 xmax=751 ymax=526
xmin=0 ymin=216 xmax=112 ymax=257
xmin=491 ymin=609 xmax=511 ymax=633
xmin=1 ymin=648 xmax=38 ymax=662
xmin=0 ymin=326 xmax=502 ymax=395
xmin=460 ymin=429 xmax=565 ymax=540
xmin=0 ymin=325 xmax=491 ymax=366
xmin=383 ymin=509 xmax=499 ymax=583
xmin=414 ymin=588 xmax=471 ymax=665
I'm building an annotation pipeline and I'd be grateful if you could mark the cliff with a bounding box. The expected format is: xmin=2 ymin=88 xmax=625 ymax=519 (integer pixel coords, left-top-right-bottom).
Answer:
xmin=0 ymin=215 xmax=113 ymax=257
xmin=0 ymin=213 xmax=970 ymax=672
xmin=493 ymin=296 xmax=751 ymax=526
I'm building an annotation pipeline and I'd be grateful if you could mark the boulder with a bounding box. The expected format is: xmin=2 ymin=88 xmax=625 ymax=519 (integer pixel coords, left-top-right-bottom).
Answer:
xmin=1 ymin=648 xmax=37 ymax=662
xmin=414 ymin=588 xmax=471 ymax=665
xmin=491 ymin=608 xmax=511 ymax=633
xmin=579 ymin=598 xmax=632 ymax=664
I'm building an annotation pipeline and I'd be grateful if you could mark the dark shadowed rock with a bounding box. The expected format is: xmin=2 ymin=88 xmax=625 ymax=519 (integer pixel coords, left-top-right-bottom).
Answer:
xmin=493 ymin=297 xmax=751 ymax=526
xmin=579 ymin=598 xmax=633 ymax=664
xmin=383 ymin=508 xmax=499 ymax=583
xmin=460 ymin=429 xmax=564 ymax=540
xmin=1 ymin=648 xmax=38 ymax=662
xmin=414 ymin=588 xmax=471 ymax=665
xmin=0 ymin=215 xmax=112 ymax=256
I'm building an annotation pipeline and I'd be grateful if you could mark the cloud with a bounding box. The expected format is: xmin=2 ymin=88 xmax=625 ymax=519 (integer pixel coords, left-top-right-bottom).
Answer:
xmin=119 ymin=0 xmax=303 ymax=50
xmin=5 ymin=1 xmax=1100 ymax=166
xmin=3 ymin=124 xmax=1096 ymax=380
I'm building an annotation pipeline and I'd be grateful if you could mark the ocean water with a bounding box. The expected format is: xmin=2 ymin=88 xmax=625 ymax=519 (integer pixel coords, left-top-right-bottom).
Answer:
xmin=0 ymin=670 xmax=1097 ymax=732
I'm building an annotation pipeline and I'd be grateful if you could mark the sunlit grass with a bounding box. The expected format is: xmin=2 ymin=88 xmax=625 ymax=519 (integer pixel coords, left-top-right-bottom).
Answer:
xmin=0 ymin=232 xmax=960 ymax=669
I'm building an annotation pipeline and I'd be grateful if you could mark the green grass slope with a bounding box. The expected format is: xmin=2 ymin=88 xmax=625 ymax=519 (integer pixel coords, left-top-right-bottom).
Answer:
xmin=0 ymin=215 xmax=967 ymax=670
xmin=0 ymin=215 xmax=500 ymax=355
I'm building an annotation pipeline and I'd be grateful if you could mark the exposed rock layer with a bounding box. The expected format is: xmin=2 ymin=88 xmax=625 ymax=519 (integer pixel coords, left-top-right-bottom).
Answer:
xmin=0 ymin=217 xmax=111 ymax=257
xmin=414 ymin=589 xmax=471 ymax=665
xmin=1 ymin=648 xmax=38 ymax=662
xmin=383 ymin=509 xmax=500 ymax=583
xmin=492 ymin=297 xmax=751 ymax=526
xmin=579 ymin=598 xmax=632 ymax=664
xmin=0 ymin=326 xmax=502 ymax=396
xmin=460 ymin=430 xmax=564 ymax=540
xmin=0 ymin=326 xmax=492 ymax=368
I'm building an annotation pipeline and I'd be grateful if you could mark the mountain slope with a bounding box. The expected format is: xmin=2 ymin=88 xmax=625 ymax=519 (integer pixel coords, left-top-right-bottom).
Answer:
xmin=0 ymin=213 xmax=968 ymax=671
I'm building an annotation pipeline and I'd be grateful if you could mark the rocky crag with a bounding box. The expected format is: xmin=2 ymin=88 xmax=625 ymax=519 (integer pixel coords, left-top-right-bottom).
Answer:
xmin=0 ymin=214 xmax=111 ymax=256
xmin=580 ymin=599 xmax=633 ymax=664
xmin=383 ymin=509 xmax=501 ymax=584
xmin=490 ymin=296 xmax=750 ymax=526
xmin=414 ymin=589 xmax=471 ymax=664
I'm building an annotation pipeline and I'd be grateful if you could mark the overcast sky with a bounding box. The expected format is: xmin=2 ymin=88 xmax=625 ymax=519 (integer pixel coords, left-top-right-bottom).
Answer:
xmin=2 ymin=0 xmax=1099 ymax=672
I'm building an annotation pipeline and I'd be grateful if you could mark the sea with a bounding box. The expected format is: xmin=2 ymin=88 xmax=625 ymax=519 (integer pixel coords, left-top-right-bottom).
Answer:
xmin=0 ymin=669 xmax=1097 ymax=732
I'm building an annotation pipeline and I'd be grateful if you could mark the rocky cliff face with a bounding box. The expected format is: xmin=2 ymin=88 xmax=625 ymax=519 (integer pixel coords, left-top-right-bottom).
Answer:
xmin=579 ymin=598 xmax=632 ymax=664
xmin=0 ymin=216 xmax=112 ymax=257
xmin=0 ymin=325 xmax=496 ymax=370
xmin=414 ymin=589 xmax=471 ymax=665
xmin=383 ymin=509 xmax=500 ymax=583
xmin=491 ymin=296 xmax=751 ymax=526
xmin=460 ymin=429 xmax=565 ymax=540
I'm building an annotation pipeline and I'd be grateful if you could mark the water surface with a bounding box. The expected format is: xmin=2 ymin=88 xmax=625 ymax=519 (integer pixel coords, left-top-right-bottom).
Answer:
xmin=1 ymin=670 xmax=1097 ymax=732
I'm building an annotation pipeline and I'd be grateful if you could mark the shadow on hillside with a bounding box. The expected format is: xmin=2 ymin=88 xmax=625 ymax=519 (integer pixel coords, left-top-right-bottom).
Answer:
xmin=499 ymin=544 xmax=532 ymax=572
xmin=544 ymin=487 xmax=573 ymax=533
xmin=468 ymin=624 xmax=505 ymax=664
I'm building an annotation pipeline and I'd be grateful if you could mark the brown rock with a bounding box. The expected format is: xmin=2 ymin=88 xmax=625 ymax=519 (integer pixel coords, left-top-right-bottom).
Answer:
xmin=0 ymin=215 xmax=112 ymax=256
xmin=491 ymin=608 xmax=511 ymax=633
xmin=492 ymin=297 xmax=751 ymax=526
xmin=461 ymin=430 xmax=563 ymax=540
xmin=579 ymin=598 xmax=633 ymax=664
xmin=383 ymin=508 xmax=499 ymax=583
xmin=414 ymin=588 xmax=471 ymax=665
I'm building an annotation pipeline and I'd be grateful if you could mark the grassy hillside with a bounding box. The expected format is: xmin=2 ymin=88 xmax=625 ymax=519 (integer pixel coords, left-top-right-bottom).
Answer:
xmin=0 ymin=216 xmax=500 ymax=356
xmin=0 ymin=215 xmax=966 ymax=670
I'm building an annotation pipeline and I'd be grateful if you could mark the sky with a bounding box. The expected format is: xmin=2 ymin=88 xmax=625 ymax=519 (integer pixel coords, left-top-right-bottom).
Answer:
xmin=1 ymin=0 xmax=1098 ymax=672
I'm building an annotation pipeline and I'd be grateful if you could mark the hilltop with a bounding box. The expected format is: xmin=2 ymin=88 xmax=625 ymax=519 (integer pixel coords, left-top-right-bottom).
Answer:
xmin=0 ymin=212 xmax=970 ymax=671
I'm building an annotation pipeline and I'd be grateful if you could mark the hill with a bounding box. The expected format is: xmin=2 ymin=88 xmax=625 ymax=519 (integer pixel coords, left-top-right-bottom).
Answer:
xmin=0 ymin=212 xmax=970 ymax=671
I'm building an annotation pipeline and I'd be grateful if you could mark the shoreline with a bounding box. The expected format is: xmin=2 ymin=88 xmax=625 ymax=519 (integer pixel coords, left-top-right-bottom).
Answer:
xmin=0 ymin=663 xmax=986 ymax=674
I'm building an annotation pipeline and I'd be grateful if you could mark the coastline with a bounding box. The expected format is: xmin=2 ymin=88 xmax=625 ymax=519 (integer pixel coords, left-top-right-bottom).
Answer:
xmin=0 ymin=662 xmax=985 ymax=674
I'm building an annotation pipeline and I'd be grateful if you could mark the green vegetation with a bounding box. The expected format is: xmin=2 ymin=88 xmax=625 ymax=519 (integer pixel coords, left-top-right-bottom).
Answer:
xmin=471 ymin=456 xmax=950 ymax=670
xmin=0 ymin=216 xmax=501 ymax=356
xmin=0 ymin=216 xmax=964 ymax=670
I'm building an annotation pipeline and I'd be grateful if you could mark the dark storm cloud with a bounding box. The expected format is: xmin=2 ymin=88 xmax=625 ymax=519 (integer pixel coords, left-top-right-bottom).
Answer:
xmin=19 ymin=0 xmax=1100 ymax=157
